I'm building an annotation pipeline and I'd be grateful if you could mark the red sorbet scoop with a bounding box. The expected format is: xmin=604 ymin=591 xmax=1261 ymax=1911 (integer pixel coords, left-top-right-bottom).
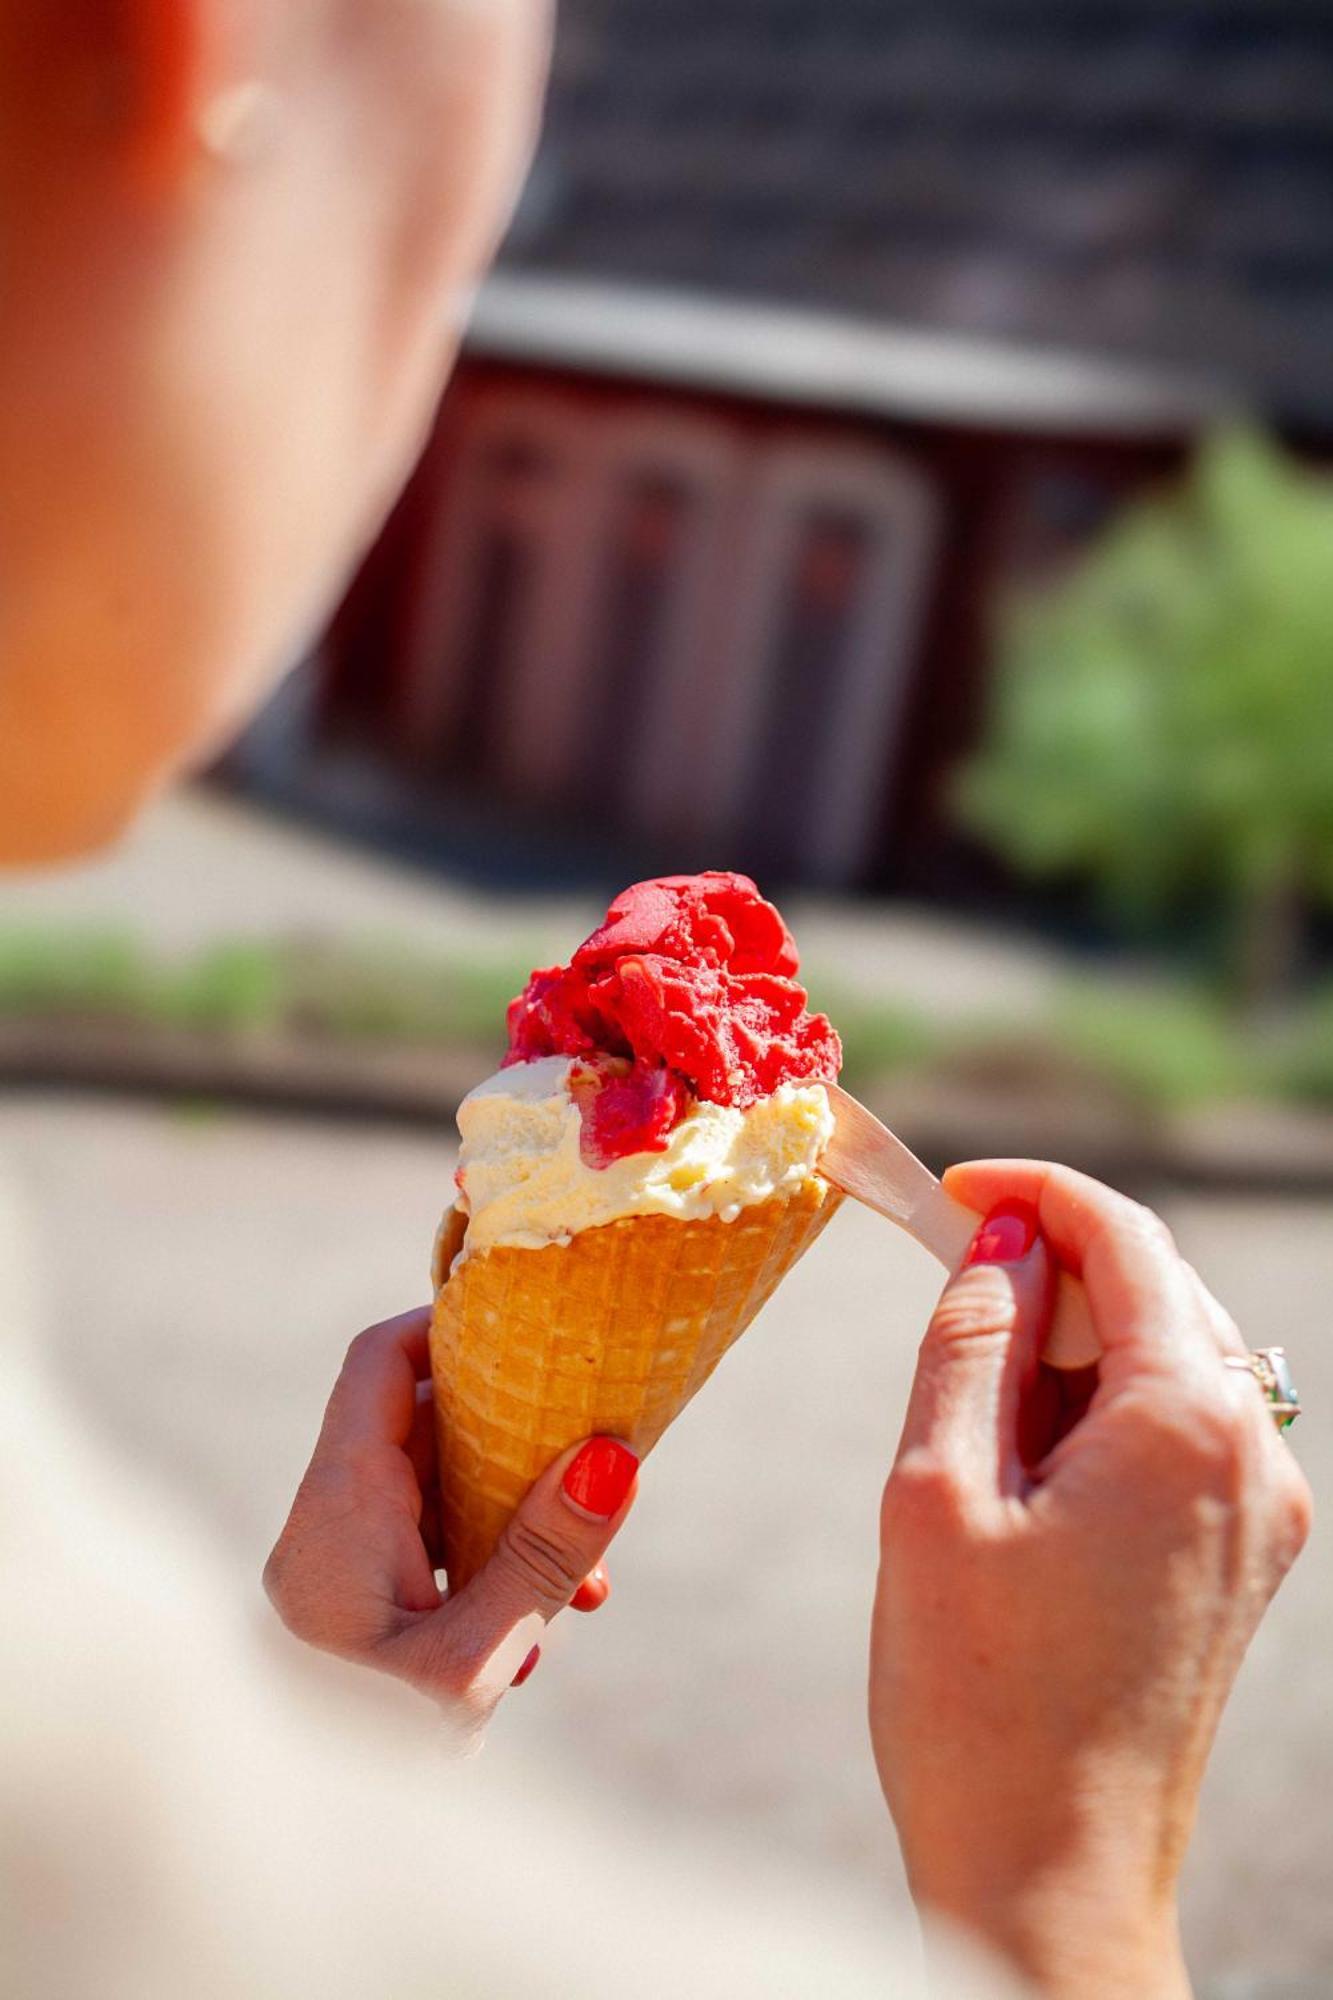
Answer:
xmin=505 ymin=873 xmax=841 ymax=1164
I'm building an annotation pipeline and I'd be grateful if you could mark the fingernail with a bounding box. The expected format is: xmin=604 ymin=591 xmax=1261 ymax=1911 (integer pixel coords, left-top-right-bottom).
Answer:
xmin=570 ymin=1566 xmax=610 ymax=1612
xmin=562 ymin=1437 xmax=639 ymax=1518
xmin=510 ymin=1644 xmax=540 ymax=1688
xmin=964 ymin=1198 xmax=1040 ymax=1267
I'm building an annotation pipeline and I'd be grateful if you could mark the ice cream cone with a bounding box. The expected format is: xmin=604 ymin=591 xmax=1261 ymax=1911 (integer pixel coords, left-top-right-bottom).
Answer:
xmin=429 ymin=1179 xmax=841 ymax=1592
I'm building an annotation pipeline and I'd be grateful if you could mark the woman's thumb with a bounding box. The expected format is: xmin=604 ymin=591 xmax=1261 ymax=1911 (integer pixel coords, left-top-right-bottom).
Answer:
xmin=893 ymin=1202 xmax=1052 ymax=1504
xmin=387 ymin=1437 xmax=639 ymax=1721
xmin=472 ymin=1436 xmax=639 ymax=1626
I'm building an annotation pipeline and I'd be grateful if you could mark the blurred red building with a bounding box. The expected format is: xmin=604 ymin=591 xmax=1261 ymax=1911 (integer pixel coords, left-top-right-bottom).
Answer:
xmin=234 ymin=1 xmax=1333 ymax=895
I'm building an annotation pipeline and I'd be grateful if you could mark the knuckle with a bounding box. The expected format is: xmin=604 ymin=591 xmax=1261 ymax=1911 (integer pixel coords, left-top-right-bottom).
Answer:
xmin=1175 ymin=1401 xmax=1249 ymax=1487
xmin=1184 ymin=1261 xmax=1242 ymax=1346
xmin=261 ymin=1543 xmax=288 ymax=1612
xmin=339 ymin=1439 xmax=416 ymax=1509
xmin=342 ymin=1324 xmax=382 ymax=1370
xmin=881 ymin=1449 xmax=970 ymax=1546
xmin=1121 ymin=1199 xmax=1177 ymax=1259
xmin=1215 ymin=1308 xmax=1244 ymax=1350
xmin=262 ymin=1538 xmax=314 ymax=1639
xmin=495 ymin=1513 xmax=588 ymax=1606
xmin=1208 ymin=1296 xmax=1243 ymax=1349
xmin=928 ymin=1270 xmax=1017 ymax=1351
xmin=1274 ymin=1460 xmax=1314 ymax=1560
xmin=1122 ymin=1389 xmax=1248 ymax=1495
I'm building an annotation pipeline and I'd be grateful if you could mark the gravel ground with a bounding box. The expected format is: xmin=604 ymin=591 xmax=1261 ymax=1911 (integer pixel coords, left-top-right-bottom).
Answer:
xmin=2 ymin=1093 xmax=1328 ymax=1996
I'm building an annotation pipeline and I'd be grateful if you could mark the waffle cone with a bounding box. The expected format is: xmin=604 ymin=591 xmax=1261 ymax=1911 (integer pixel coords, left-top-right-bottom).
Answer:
xmin=429 ymin=1180 xmax=841 ymax=1591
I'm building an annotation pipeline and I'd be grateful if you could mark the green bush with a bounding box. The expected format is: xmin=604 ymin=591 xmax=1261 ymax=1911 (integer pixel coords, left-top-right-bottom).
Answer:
xmin=958 ymin=430 xmax=1333 ymax=1008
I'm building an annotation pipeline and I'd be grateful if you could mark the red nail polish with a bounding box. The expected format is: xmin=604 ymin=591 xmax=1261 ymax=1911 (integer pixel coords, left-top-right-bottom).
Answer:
xmin=562 ymin=1437 xmax=638 ymax=1518
xmin=570 ymin=1568 xmax=609 ymax=1612
xmin=964 ymin=1198 xmax=1040 ymax=1267
xmin=510 ymin=1644 xmax=540 ymax=1688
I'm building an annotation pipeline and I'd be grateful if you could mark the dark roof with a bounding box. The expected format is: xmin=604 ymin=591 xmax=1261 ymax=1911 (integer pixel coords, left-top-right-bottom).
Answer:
xmin=496 ymin=0 xmax=1333 ymax=429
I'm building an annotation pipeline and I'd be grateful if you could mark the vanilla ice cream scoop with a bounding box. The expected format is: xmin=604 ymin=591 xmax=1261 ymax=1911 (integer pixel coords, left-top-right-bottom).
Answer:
xmin=451 ymin=1055 xmax=833 ymax=1259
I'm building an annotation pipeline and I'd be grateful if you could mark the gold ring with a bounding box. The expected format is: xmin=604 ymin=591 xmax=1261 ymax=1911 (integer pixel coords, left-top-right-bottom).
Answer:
xmin=1224 ymin=1347 xmax=1300 ymax=1431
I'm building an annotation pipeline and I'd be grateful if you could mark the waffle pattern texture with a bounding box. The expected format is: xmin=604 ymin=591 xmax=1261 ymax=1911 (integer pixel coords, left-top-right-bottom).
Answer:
xmin=430 ymin=1181 xmax=841 ymax=1591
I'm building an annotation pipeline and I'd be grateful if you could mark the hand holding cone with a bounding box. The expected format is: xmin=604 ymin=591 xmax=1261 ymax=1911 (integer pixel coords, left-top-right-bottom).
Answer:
xmin=428 ymin=872 xmax=845 ymax=1596
xmin=430 ymin=1182 xmax=841 ymax=1590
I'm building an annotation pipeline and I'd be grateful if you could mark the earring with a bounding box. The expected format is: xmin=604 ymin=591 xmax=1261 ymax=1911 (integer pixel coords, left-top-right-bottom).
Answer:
xmin=197 ymin=81 xmax=282 ymax=166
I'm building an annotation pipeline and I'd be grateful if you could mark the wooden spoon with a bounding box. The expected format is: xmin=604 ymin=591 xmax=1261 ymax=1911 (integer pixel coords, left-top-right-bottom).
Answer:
xmin=820 ymin=1083 xmax=1100 ymax=1370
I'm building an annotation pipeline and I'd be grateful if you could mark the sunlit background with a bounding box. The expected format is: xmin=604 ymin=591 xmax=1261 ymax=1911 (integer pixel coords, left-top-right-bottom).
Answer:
xmin=4 ymin=4 xmax=1332 ymax=1994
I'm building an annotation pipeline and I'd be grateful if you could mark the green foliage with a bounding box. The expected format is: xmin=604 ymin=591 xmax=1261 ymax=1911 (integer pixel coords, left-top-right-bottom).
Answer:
xmin=0 ymin=927 xmax=529 ymax=1056
xmin=0 ymin=928 xmax=149 ymax=1016
xmin=1 ymin=924 xmax=1330 ymax=1116
xmin=0 ymin=932 xmax=288 ymax=1036
xmin=283 ymin=941 xmax=524 ymax=1054
xmin=957 ymin=431 xmax=1333 ymax=993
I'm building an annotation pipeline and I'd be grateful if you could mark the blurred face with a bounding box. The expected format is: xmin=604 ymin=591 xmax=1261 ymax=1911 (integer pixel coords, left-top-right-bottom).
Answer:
xmin=0 ymin=0 xmax=550 ymax=860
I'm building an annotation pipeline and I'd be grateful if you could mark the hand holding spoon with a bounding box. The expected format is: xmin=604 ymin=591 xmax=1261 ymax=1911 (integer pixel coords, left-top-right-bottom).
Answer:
xmin=819 ymin=1083 xmax=1100 ymax=1370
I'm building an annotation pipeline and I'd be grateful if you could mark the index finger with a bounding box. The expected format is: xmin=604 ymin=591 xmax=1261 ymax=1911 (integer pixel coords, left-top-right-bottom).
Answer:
xmin=321 ymin=1305 xmax=435 ymax=1454
xmin=942 ymin=1161 xmax=1213 ymax=1384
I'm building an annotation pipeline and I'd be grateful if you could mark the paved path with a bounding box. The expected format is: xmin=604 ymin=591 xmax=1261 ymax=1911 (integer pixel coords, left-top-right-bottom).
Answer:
xmin=3 ymin=1095 xmax=1327 ymax=1997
